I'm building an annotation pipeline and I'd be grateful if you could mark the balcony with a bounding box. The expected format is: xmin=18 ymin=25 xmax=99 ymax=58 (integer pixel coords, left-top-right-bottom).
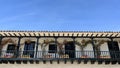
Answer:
xmin=0 ymin=50 xmax=120 ymax=64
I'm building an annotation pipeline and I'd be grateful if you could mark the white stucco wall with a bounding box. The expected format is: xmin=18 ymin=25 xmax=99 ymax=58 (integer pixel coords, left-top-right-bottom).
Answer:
xmin=100 ymin=42 xmax=110 ymax=56
xmin=84 ymin=44 xmax=94 ymax=58
xmin=1 ymin=37 xmax=120 ymax=67
xmin=1 ymin=38 xmax=18 ymax=57
xmin=2 ymin=37 xmax=120 ymax=59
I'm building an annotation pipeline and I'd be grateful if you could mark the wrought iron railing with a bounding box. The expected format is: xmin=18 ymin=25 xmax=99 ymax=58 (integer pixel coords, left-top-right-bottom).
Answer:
xmin=0 ymin=50 xmax=120 ymax=60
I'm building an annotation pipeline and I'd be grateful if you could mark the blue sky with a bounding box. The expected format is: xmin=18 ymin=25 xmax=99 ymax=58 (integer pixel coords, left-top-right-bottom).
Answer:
xmin=0 ymin=0 xmax=120 ymax=31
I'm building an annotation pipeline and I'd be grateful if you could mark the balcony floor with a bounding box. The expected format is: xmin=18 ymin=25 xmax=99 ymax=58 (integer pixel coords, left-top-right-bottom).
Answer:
xmin=0 ymin=58 xmax=120 ymax=64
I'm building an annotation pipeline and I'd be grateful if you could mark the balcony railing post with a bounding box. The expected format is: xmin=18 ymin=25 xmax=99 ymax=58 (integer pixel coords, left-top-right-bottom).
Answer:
xmin=35 ymin=37 xmax=40 ymax=58
xmin=0 ymin=36 xmax=3 ymax=56
xmin=55 ymin=37 xmax=58 ymax=59
xmin=91 ymin=38 xmax=97 ymax=58
xmin=73 ymin=37 xmax=76 ymax=58
xmin=0 ymin=36 xmax=3 ymax=45
xmin=16 ymin=37 xmax=21 ymax=58
xmin=110 ymin=38 xmax=116 ymax=59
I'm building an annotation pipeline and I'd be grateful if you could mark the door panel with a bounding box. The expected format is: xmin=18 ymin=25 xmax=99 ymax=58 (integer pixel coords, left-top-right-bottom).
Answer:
xmin=49 ymin=43 xmax=57 ymax=53
xmin=65 ymin=41 xmax=75 ymax=58
xmin=23 ymin=41 xmax=35 ymax=58
xmin=7 ymin=44 xmax=16 ymax=53
xmin=107 ymin=41 xmax=120 ymax=58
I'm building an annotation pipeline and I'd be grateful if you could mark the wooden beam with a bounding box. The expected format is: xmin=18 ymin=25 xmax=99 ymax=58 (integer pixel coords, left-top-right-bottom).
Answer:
xmin=18 ymin=33 xmax=22 ymax=36
xmin=100 ymin=34 xmax=104 ymax=37
xmin=43 ymin=60 xmax=46 ymax=64
xmin=98 ymin=61 xmax=103 ymax=64
xmin=105 ymin=61 xmax=110 ymax=64
xmin=91 ymin=60 xmax=96 ymax=64
xmin=91 ymin=34 xmax=94 ymax=37
xmin=3 ymin=33 xmax=8 ymax=36
xmin=63 ymin=33 xmax=64 ymax=36
xmin=81 ymin=34 xmax=84 ymax=37
xmin=58 ymin=33 xmax=60 ymax=36
xmin=77 ymin=60 xmax=81 ymax=64
xmin=13 ymin=33 xmax=17 ymax=36
xmin=48 ymin=33 xmax=50 ymax=36
xmin=105 ymin=34 xmax=108 ymax=37
xmin=110 ymin=34 xmax=113 ymax=37
xmin=38 ymin=33 xmax=41 ymax=36
xmin=57 ymin=60 xmax=60 ymax=64
xmin=72 ymin=33 xmax=74 ymax=36
xmin=43 ymin=33 xmax=45 ymax=37
xmin=8 ymin=33 xmax=12 ymax=36
xmin=67 ymin=33 xmax=69 ymax=36
xmin=28 ymin=33 xmax=31 ymax=36
xmin=95 ymin=34 xmax=99 ymax=37
xmin=77 ymin=33 xmax=79 ymax=37
xmin=33 ymin=33 xmax=36 ymax=36
xmin=115 ymin=34 xmax=119 ymax=37
xmin=23 ymin=33 xmax=26 ymax=36
xmin=53 ymin=33 xmax=55 ymax=36
xmin=86 ymin=34 xmax=89 ymax=37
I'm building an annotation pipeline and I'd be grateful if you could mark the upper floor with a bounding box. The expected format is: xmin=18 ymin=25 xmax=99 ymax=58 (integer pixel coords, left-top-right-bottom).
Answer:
xmin=0 ymin=31 xmax=120 ymax=64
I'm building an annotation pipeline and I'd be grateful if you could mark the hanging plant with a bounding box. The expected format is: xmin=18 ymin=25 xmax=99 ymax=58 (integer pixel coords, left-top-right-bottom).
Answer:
xmin=41 ymin=39 xmax=56 ymax=49
xmin=41 ymin=39 xmax=51 ymax=57
xmin=94 ymin=40 xmax=106 ymax=57
xmin=94 ymin=40 xmax=106 ymax=50
xmin=63 ymin=39 xmax=68 ymax=44
xmin=57 ymin=42 xmax=64 ymax=55
xmin=75 ymin=39 xmax=91 ymax=56
xmin=41 ymin=39 xmax=50 ymax=48
xmin=0 ymin=38 xmax=16 ymax=50
xmin=0 ymin=38 xmax=17 ymax=56
xmin=19 ymin=39 xmax=33 ymax=46
xmin=49 ymin=39 xmax=55 ymax=43
xmin=58 ymin=40 xmax=70 ymax=55
xmin=25 ymin=39 xmax=31 ymax=44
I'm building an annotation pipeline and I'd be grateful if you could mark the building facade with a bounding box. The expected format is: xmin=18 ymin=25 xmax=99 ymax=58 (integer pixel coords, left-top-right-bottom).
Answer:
xmin=0 ymin=31 xmax=120 ymax=64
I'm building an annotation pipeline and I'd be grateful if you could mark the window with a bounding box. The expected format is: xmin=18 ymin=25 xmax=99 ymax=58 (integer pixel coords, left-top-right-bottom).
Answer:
xmin=7 ymin=44 xmax=16 ymax=53
xmin=23 ymin=41 xmax=35 ymax=58
xmin=48 ymin=43 xmax=57 ymax=53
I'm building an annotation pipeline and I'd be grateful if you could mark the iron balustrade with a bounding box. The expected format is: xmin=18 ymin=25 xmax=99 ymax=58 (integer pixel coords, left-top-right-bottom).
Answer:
xmin=0 ymin=50 xmax=120 ymax=60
